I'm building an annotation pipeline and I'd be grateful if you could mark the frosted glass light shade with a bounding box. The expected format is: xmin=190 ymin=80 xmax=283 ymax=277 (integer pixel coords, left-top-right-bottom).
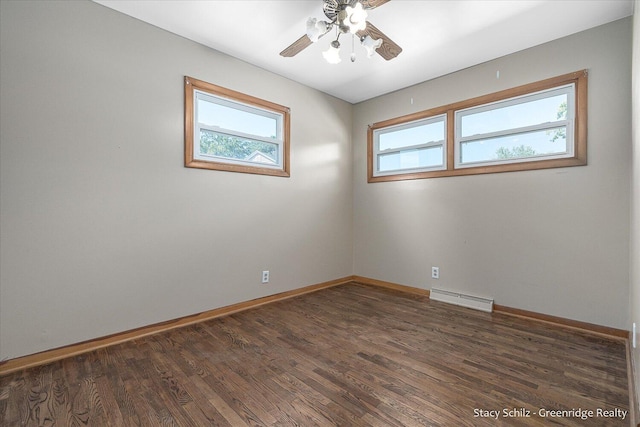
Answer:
xmin=323 ymin=41 xmax=341 ymax=64
xmin=306 ymin=18 xmax=329 ymax=42
xmin=345 ymin=3 xmax=367 ymax=34
xmin=362 ymin=35 xmax=382 ymax=57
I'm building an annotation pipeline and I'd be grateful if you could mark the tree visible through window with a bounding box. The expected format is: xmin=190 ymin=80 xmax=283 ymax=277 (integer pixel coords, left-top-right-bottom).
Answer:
xmin=199 ymin=132 xmax=278 ymax=165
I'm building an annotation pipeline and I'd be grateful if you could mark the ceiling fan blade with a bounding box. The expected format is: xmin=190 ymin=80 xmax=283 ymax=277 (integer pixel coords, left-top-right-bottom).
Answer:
xmin=360 ymin=0 xmax=391 ymax=10
xmin=357 ymin=22 xmax=402 ymax=61
xmin=280 ymin=35 xmax=313 ymax=57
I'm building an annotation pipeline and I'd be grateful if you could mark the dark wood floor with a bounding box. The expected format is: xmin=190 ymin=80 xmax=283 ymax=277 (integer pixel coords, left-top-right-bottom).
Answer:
xmin=0 ymin=282 xmax=630 ymax=426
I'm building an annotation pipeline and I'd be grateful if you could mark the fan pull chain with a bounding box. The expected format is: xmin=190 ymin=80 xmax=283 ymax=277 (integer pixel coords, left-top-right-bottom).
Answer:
xmin=351 ymin=35 xmax=356 ymax=62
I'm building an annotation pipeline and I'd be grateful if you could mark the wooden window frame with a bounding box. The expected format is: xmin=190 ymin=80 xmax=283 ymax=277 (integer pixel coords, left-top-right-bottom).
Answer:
xmin=368 ymin=70 xmax=588 ymax=182
xmin=185 ymin=76 xmax=291 ymax=177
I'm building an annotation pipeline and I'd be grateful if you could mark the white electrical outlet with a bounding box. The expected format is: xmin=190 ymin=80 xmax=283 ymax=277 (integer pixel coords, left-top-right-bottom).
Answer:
xmin=431 ymin=267 xmax=439 ymax=279
xmin=262 ymin=270 xmax=270 ymax=284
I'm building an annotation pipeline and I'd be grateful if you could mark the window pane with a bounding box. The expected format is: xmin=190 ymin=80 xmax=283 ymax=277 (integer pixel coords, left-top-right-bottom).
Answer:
xmin=460 ymin=93 xmax=568 ymax=137
xmin=200 ymin=130 xmax=278 ymax=164
xmin=197 ymin=98 xmax=278 ymax=139
xmin=379 ymin=146 xmax=444 ymax=172
xmin=459 ymin=127 xmax=567 ymax=164
xmin=379 ymin=119 xmax=445 ymax=151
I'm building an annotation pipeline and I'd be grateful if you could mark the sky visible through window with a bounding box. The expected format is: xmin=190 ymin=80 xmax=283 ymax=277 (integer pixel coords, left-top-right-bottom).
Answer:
xmin=459 ymin=93 xmax=568 ymax=163
xmin=197 ymin=98 xmax=277 ymax=139
xmin=460 ymin=94 xmax=567 ymax=136
xmin=379 ymin=146 xmax=444 ymax=172
xmin=379 ymin=119 xmax=445 ymax=151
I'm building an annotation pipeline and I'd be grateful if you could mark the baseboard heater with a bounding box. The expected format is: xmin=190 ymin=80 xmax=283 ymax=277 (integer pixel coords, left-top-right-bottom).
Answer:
xmin=430 ymin=288 xmax=494 ymax=312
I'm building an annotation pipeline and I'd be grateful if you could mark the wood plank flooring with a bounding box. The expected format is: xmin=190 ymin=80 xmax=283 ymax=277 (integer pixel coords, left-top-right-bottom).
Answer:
xmin=0 ymin=282 xmax=630 ymax=426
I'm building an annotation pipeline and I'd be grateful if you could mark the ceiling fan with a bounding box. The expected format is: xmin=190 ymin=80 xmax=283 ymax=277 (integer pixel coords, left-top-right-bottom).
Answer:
xmin=280 ymin=0 xmax=402 ymax=64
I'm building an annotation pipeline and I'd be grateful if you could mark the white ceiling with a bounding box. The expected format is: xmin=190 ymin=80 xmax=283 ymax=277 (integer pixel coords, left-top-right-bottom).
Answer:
xmin=94 ymin=0 xmax=634 ymax=104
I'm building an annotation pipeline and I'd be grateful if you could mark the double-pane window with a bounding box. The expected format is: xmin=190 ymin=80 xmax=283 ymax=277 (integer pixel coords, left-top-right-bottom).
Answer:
xmin=185 ymin=77 xmax=290 ymax=177
xmin=455 ymin=85 xmax=574 ymax=168
xmin=368 ymin=71 xmax=587 ymax=182
xmin=373 ymin=115 xmax=446 ymax=176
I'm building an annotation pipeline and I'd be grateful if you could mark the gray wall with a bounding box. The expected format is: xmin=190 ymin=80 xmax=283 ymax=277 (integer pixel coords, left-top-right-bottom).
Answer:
xmin=630 ymin=0 xmax=639 ymax=416
xmin=0 ymin=0 xmax=353 ymax=360
xmin=352 ymin=18 xmax=632 ymax=330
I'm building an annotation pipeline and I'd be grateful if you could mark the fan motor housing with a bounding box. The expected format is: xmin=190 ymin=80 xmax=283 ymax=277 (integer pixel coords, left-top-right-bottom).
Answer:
xmin=323 ymin=0 xmax=360 ymax=21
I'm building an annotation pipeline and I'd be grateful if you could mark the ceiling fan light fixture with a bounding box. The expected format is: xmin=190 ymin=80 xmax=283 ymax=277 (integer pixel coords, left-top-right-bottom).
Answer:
xmin=323 ymin=40 xmax=342 ymax=64
xmin=280 ymin=0 xmax=401 ymax=63
xmin=345 ymin=2 xmax=367 ymax=34
xmin=361 ymin=35 xmax=382 ymax=57
xmin=306 ymin=18 xmax=329 ymax=42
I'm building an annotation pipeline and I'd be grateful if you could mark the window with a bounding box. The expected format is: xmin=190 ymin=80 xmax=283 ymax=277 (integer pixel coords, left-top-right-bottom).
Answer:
xmin=455 ymin=85 xmax=574 ymax=168
xmin=372 ymin=114 xmax=446 ymax=177
xmin=185 ymin=76 xmax=290 ymax=177
xmin=368 ymin=70 xmax=587 ymax=182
